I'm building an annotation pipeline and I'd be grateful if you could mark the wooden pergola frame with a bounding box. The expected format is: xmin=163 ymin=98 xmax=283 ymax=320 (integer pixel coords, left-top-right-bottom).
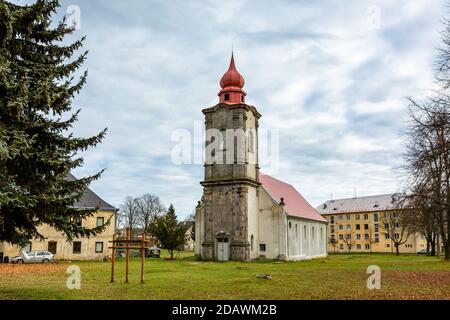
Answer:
xmin=109 ymin=227 xmax=149 ymax=284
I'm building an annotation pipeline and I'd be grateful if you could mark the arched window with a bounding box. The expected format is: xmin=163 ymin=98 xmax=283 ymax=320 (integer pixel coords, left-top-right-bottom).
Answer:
xmin=251 ymin=235 xmax=254 ymax=251
xmin=312 ymin=227 xmax=315 ymax=240
xmin=224 ymin=93 xmax=230 ymax=101
xmin=304 ymin=225 xmax=307 ymax=240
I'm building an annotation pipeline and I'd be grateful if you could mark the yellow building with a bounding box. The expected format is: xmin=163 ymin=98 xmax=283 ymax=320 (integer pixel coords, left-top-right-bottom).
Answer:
xmin=316 ymin=194 xmax=426 ymax=254
xmin=0 ymin=176 xmax=117 ymax=261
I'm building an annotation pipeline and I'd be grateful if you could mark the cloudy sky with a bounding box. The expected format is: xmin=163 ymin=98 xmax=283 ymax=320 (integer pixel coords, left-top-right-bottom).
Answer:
xmin=23 ymin=0 xmax=448 ymax=217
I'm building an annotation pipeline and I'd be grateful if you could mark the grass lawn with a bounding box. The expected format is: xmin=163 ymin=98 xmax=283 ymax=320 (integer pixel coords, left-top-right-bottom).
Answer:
xmin=0 ymin=251 xmax=448 ymax=300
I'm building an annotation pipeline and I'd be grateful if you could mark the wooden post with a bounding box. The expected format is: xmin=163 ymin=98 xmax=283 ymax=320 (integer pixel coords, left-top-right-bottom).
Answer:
xmin=111 ymin=233 xmax=116 ymax=283
xmin=126 ymin=227 xmax=130 ymax=283
xmin=140 ymin=233 xmax=145 ymax=284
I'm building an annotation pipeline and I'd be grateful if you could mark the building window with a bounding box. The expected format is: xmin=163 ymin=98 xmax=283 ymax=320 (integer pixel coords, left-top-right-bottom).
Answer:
xmin=364 ymin=214 xmax=369 ymax=220
xmin=251 ymin=235 xmax=254 ymax=251
xmin=365 ymin=244 xmax=370 ymax=250
xmin=295 ymin=224 xmax=298 ymax=238
xmin=385 ymin=244 xmax=390 ymax=248
xmin=320 ymin=227 xmax=323 ymax=240
xmin=339 ymin=225 xmax=343 ymax=230
xmin=339 ymin=234 xmax=344 ymax=240
xmin=95 ymin=242 xmax=103 ymax=253
xmin=312 ymin=227 xmax=315 ymax=240
xmin=364 ymin=234 xmax=369 ymax=240
xmin=73 ymin=241 xmax=81 ymax=254
xmin=355 ymin=214 xmax=360 ymax=220
xmin=375 ymin=234 xmax=379 ymax=243
xmin=304 ymin=225 xmax=307 ymax=240
xmin=340 ymin=244 xmax=344 ymax=250
xmin=259 ymin=244 xmax=266 ymax=252
xmin=224 ymin=93 xmax=230 ymax=101
xmin=74 ymin=217 xmax=82 ymax=227
xmin=374 ymin=224 xmax=379 ymax=233
xmin=346 ymin=224 xmax=351 ymax=230
xmin=356 ymin=224 xmax=360 ymax=230
xmin=338 ymin=215 xmax=342 ymax=221
xmin=346 ymin=234 xmax=351 ymax=240
xmin=241 ymin=95 xmax=245 ymax=103
xmin=356 ymin=244 xmax=361 ymax=250
xmin=384 ymin=223 xmax=389 ymax=230
xmin=346 ymin=215 xmax=351 ymax=220
xmin=385 ymin=233 xmax=390 ymax=240
xmin=330 ymin=225 xmax=335 ymax=234
xmin=330 ymin=216 xmax=335 ymax=224
xmin=356 ymin=234 xmax=361 ymax=240
xmin=364 ymin=224 xmax=369 ymax=230
xmin=289 ymin=221 xmax=292 ymax=229
xmin=374 ymin=213 xmax=379 ymax=222
xmin=394 ymin=233 xmax=399 ymax=240
xmin=96 ymin=217 xmax=105 ymax=227
xmin=48 ymin=241 xmax=57 ymax=254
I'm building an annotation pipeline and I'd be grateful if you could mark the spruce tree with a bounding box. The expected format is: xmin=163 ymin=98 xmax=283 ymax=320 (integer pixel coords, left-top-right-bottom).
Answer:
xmin=0 ymin=0 xmax=107 ymax=246
xmin=149 ymin=204 xmax=188 ymax=259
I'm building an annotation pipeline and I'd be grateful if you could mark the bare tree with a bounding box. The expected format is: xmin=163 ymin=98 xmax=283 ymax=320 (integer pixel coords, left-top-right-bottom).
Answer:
xmin=403 ymin=97 xmax=450 ymax=260
xmin=119 ymin=196 xmax=140 ymax=237
xmin=135 ymin=194 xmax=165 ymax=234
xmin=365 ymin=225 xmax=377 ymax=253
xmin=403 ymin=191 xmax=440 ymax=255
xmin=341 ymin=230 xmax=356 ymax=254
xmin=328 ymin=236 xmax=338 ymax=254
xmin=381 ymin=211 xmax=411 ymax=256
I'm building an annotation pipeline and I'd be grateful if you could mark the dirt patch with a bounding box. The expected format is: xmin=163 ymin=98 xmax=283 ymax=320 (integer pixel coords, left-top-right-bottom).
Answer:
xmin=0 ymin=263 xmax=66 ymax=276
xmin=365 ymin=270 xmax=450 ymax=300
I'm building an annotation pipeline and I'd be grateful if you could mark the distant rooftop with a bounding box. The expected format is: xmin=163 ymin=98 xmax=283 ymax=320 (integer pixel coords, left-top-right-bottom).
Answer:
xmin=68 ymin=174 xmax=117 ymax=211
xmin=316 ymin=193 xmax=402 ymax=215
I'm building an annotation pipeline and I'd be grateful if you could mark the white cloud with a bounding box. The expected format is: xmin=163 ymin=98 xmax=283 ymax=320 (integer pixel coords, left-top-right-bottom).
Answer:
xmin=53 ymin=0 xmax=447 ymax=216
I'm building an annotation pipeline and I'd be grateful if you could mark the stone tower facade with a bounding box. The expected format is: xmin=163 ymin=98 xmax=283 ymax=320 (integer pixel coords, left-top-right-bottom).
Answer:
xmin=198 ymin=54 xmax=261 ymax=261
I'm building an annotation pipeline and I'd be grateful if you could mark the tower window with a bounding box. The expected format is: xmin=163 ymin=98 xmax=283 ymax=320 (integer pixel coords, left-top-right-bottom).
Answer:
xmin=224 ymin=93 xmax=230 ymax=101
xmin=241 ymin=96 xmax=244 ymax=103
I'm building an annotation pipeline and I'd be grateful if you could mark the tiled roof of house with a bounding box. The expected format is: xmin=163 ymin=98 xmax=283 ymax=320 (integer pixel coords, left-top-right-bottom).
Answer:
xmin=68 ymin=174 xmax=117 ymax=211
xmin=315 ymin=193 xmax=401 ymax=215
xmin=260 ymin=173 xmax=326 ymax=222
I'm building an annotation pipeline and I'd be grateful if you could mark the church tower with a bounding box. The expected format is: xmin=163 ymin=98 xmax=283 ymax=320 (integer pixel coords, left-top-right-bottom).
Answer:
xmin=197 ymin=53 xmax=261 ymax=261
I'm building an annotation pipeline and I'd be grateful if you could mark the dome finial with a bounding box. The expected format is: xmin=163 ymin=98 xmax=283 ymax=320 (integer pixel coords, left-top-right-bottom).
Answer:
xmin=218 ymin=52 xmax=247 ymax=104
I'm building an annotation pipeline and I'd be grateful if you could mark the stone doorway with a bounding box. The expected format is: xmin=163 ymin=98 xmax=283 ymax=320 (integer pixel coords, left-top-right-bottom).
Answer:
xmin=216 ymin=238 xmax=229 ymax=261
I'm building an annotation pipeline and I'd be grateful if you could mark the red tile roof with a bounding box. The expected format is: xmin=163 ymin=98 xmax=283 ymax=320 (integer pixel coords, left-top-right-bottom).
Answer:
xmin=260 ymin=173 xmax=326 ymax=222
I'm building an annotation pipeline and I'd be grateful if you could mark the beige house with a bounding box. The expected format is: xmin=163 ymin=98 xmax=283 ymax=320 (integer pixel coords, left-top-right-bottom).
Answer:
xmin=316 ymin=193 xmax=427 ymax=254
xmin=1 ymin=176 xmax=117 ymax=262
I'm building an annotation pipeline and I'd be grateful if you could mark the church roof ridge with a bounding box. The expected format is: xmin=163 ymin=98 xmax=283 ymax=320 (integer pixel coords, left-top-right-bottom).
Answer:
xmin=260 ymin=172 xmax=326 ymax=222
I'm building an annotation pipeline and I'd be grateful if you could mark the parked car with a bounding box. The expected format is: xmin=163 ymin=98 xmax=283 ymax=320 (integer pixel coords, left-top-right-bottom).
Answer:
xmin=11 ymin=250 xmax=53 ymax=264
xmin=417 ymin=248 xmax=428 ymax=255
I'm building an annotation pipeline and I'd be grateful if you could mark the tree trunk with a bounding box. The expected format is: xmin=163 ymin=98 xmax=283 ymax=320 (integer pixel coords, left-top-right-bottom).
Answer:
xmin=430 ymin=234 xmax=436 ymax=256
xmin=436 ymin=235 xmax=440 ymax=258
xmin=395 ymin=243 xmax=400 ymax=256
